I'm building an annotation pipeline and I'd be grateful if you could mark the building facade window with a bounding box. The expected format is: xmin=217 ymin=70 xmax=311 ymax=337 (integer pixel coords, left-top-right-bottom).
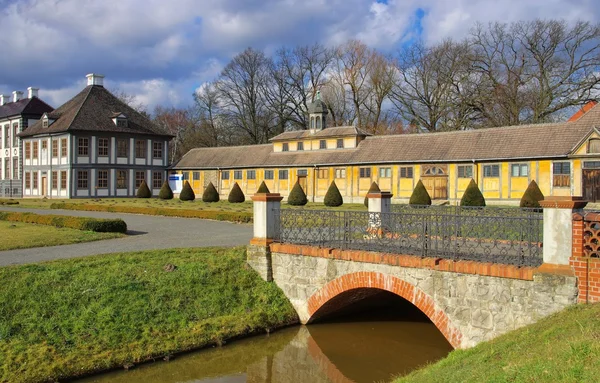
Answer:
xmin=297 ymin=169 xmax=308 ymax=176
xmin=33 ymin=142 xmax=39 ymax=159
xmin=12 ymin=158 xmax=17 ymax=178
xmin=379 ymin=167 xmax=391 ymax=178
xmin=12 ymin=123 xmax=18 ymax=147
xmin=153 ymin=171 xmax=163 ymax=188
xmin=279 ymin=170 xmax=288 ymax=180
xmin=221 ymin=171 xmax=230 ymax=180
xmin=116 ymin=170 xmax=127 ymax=189
xmin=77 ymin=170 xmax=88 ymax=189
xmin=5 ymin=125 xmax=10 ymax=148
xmin=32 ymin=172 xmax=38 ymax=189
xmin=182 ymin=172 xmax=189 ymax=181
xmin=282 ymin=143 xmax=289 ymax=152
xmin=52 ymin=171 xmax=58 ymax=189
xmin=25 ymin=142 xmax=31 ymax=159
xmin=98 ymin=138 xmax=109 ymax=156
xmin=52 ymin=140 xmax=58 ymax=158
xmin=337 ymin=139 xmax=344 ymax=149
xmin=317 ymin=169 xmax=328 ymax=179
xmin=511 ymin=163 xmax=528 ymax=177
xmin=589 ymin=139 xmax=600 ymax=153
xmin=97 ymin=170 xmax=108 ymax=188
xmin=135 ymin=171 xmax=145 ymax=188
xmin=193 ymin=171 xmax=201 ymax=180
xmin=117 ymin=139 xmax=128 ymax=157
xmin=4 ymin=158 xmax=9 ymax=179
xmin=457 ymin=165 xmax=473 ymax=178
xmin=265 ymin=170 xmax=274 ymax=180
xmin=61 ymin=138 xmax=67 ymax=157
xmin=234 ymin=170 xmax=242 ymax=180
xmin=61 ymin=171 xmax=67 ymax=189
xmin=400 ymin=167 xmax=413 ymax=178
xmin=319 ymin=140 xmax=326 ymax=149
xmin=483 ymin=164 xmax=500 ymax=177
xmin=247 ymin=170 xmax=256 ymax=180
xmin=153 ymin=142 xmax=163 ymax=159
xmin=359 ymin=167 xmax=371 ymax=178
xmin=25 ymin=172 xmax=30 ymax=189
xmin=335 ymin=168 xmax=346 ymax=179
xmin=553 ymin=162 xmax=571 ymax=187
xmin=297 ymin=142 xmax=304 ymax=151
xmin=135 ymin=140 xmax=146 ymax=158
xmin=78 ymin=137 xmax=89 ymax=156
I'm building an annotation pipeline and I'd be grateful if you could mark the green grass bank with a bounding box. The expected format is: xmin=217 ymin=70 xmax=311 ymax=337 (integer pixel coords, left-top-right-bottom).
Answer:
xmin=0 ymin=247 xmax=298 ymax=383
xmin=397 ymin=303 xmax=600 ymax=383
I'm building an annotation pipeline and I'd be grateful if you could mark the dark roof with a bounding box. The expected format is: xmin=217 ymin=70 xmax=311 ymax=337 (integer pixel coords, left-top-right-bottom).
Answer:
xmin=0 ymin=97 xmax=53 ymax=120
xmin=270 ymin=126 xmax=370 ymax=141
xmin=174 ymin=102 xmax=600 ymax=170
xmin=19 ymin=85 xmax=173 ymax=138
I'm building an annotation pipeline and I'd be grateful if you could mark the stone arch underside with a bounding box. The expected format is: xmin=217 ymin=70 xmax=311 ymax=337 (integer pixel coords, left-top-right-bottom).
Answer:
xmin=305 ymin=271 xmax=463 ymax=349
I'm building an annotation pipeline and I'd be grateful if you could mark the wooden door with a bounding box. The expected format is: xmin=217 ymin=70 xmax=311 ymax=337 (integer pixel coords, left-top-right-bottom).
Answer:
xmin=583 ymin=170 xmax=600 ymax=202
xmin=421 ymin=176 xmax=448 ymax=200
xmin=41 ymin=177 xmax=47 ymax=197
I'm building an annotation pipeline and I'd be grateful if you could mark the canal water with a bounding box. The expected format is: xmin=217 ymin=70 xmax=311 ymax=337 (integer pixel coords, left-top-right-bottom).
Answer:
xmin=78 ymin=293 xmax=452 ymax=383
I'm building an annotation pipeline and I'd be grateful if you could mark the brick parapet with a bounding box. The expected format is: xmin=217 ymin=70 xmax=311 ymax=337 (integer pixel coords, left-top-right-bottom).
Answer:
xmin=570 ymin=212 xmax=600 ymax=303
xmin=270 ymin=243 xmax=536 ymax=281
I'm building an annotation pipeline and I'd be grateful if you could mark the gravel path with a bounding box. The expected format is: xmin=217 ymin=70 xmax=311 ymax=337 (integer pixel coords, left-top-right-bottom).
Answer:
xmin=0 ymin=207 xmax=253 ymax=266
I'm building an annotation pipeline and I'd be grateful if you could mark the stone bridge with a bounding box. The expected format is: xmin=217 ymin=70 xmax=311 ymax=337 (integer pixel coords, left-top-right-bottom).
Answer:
xmin=248 ymin=193 xmax=600 ymax=349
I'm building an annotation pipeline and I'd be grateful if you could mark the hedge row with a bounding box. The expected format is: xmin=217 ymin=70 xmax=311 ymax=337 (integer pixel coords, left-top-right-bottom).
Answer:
xmin=0 ymin=212 xmax=127 ymax=233
xmin=50 ymin=203 xmax=253 ymax=223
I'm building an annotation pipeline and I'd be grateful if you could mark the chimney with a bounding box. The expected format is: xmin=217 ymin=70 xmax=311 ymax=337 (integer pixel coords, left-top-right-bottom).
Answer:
xmin=0 ymin=95 xmax=8 ymax=106
xmin=27 ymin=87 xmax=39 ymax=99
xmin=12 ymin=91 xmax=23 ymax=102
xmin=86 ymin=73 xmax=105 ymax=87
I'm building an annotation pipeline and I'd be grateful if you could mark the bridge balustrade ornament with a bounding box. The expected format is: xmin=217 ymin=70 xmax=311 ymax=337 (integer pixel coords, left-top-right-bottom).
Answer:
xmin=273 ymin=206 xmax=543 ymax=267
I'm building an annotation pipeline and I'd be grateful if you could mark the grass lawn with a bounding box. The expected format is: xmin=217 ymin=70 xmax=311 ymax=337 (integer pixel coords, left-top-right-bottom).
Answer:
xmin=0 ymin=221 xmax=123 ymax=251
xmin=0 ymin=247 xmax=298 ymax=383
xmin=397 ymin=303 xmax=600 ymax=383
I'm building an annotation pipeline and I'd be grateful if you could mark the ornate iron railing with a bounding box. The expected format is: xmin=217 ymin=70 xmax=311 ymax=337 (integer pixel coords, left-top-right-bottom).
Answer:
xmin=273 ymin=206 xmax=543 ymax=267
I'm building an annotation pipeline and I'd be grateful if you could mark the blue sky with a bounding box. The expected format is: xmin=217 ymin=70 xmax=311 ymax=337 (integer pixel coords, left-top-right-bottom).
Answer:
xmin=0 ymin=0 xmax=597 ymax=111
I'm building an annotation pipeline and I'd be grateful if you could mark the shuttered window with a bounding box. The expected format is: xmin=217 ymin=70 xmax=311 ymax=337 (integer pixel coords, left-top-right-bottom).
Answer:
xmin=553 ymin=162 xmax=571 ymax=187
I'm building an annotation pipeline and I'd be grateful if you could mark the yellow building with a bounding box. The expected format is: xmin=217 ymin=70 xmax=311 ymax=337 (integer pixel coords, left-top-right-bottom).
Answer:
xmin=173 ymin=99 xmax=600 ymax=205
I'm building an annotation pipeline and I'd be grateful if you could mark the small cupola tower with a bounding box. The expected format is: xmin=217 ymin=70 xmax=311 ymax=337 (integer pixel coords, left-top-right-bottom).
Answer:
xmin=308 ymin=90 xmax=328 ymax=133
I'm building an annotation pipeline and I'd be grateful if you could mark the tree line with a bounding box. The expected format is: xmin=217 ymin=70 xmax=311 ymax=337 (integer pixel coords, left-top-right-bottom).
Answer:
xmin=143 ymin=19 xmax=600 ymax=162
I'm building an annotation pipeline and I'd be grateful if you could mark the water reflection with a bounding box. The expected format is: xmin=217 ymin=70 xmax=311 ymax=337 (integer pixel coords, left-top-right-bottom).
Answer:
xmin=78 ymin=320 xmax=451 ymax=383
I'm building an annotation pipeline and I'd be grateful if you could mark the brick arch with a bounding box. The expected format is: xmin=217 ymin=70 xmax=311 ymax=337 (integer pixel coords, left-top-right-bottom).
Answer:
xmin=306 ymin=271 xmax=463 ymax=349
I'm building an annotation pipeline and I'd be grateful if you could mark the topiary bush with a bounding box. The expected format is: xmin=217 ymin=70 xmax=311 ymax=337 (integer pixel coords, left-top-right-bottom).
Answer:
xmin=179 ymin=181 xmax=196 ymax=201
xmin=460 ymin=179 xmax=486 ymax=207
xmin=324 ymin=181 xmax=343 ymax=207
xmin=288 ymin=181 xmax=308 ymax=206
xmin=520 ymin=180 xmax=545 ymax=209
xmin=228 ymin=182 xmax=245 ymax=203
xmin=136 ymin=180 xmax=152 ymax=198
xmin=409 ymin=180 xmax=432 ymax=206
xmin=256 ymin=181 xmax=270 ymax=193
xmin=159 ymin=181 xmax=174 ymax=200
xmin=202 ymin=182 xmax=220 ymax=203
xmin=364 ymin=182 xmax=381 ymax=207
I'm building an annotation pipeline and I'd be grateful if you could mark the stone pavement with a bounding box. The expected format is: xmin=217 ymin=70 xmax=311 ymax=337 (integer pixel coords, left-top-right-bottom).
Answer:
xmin=0 ymin=207 xmax=253 ymax=266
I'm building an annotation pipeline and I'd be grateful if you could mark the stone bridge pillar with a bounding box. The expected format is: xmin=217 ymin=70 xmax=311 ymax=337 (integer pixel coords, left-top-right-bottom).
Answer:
xmin=367 ymin=189 xmax=393 ymax=233
xmin=248 ymin=190 xmax=283 ymax=281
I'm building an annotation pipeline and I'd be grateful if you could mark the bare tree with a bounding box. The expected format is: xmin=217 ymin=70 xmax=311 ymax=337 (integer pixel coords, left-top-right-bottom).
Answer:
xmin=153 ymin=106 xmax=196 ymax=162
xmin=111 ymin=88 xmax=149 ymax=118
xmin=363 ymin=51 xmax=396 ymax=133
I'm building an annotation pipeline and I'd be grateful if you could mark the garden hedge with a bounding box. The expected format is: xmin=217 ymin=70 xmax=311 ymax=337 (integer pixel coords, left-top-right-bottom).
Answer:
xmin=257 ymin=181 xmax=270 ymax=193
xmin=288 ymin=181 xmax=308 ymax=206
xmin=202 ymin=182 xmax=220 ymax=203
xmin=460 ymin=179 xmax=486 ymax=207
xmin=50 ymin=203 xmax=253 ymax=223
xmin=324 ymin=181 xmax=343 ymax=207
xmin=179 ymin=181 xmax=196 ymax=201
xmin=409 ymin=180 xmax=432 ymax=206
xmin=520 ymin=180 xmax=545 ymax=208
xmin=159 ymin=181 xmax=174 ymax=200
xmin=0 ymin=211 xmax=127 ymax=233
xmin=136 ymin=180 xmax=152 ymax=198
xmin=228 ymin=182 xmax=245 ymax=203
xmin=364 ymin=182 xmax=381 ymax=207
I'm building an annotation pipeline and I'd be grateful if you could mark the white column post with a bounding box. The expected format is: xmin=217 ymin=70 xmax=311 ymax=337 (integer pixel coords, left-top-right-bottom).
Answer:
xmin=367 ymin=190 xmax=393 ymax=235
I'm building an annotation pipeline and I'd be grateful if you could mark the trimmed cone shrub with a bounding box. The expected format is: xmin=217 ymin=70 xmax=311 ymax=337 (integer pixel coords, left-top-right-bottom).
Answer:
xmin=324 ymin=181 xmax=343 ymax=207
xmin=179 ymin=181 xmax=196 ymax=201
xmin=409 ymin=180 xmax=432 ymax=206
xmin=364 ymin=182 xmax=381 ymax=207
xmin=288 ymin=181 xmax=308 ymax=206
xmin=520 ymin=180 xmax=545 ymax=208
xmin=257 ymin=181 xmax=270 ymax=193
xmin=228 ymin=182 xmax=245 ymax=203
xmin=136 ymin=180 xmax=152 ymax=198
xmin=460 ymin=179 xmax=486 ymax=207
xmin=202 ymin=182 xmax=219 ymax=202
xmin=159 ymin=181 xmax=174 ymax=200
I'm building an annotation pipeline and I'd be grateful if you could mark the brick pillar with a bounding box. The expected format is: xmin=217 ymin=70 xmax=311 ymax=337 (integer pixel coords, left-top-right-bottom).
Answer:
xmin=247 ymin=192 xmax=283 ymax=281
xmin=571 ymin=211 xmax=600 ymax=303
xmin=367 ymin=190 xmax=393 ymax=235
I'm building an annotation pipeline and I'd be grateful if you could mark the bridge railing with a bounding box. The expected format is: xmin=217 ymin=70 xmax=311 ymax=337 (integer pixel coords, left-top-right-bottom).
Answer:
xmin=272 ymin=207 xmax=543 ymax=267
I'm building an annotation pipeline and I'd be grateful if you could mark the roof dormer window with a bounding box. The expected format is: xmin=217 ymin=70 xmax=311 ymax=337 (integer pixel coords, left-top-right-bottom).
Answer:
xmin=112 ymin=113 xmax=128 ymax=128
xmin=41 ymin=113 xmax=54 ymax=128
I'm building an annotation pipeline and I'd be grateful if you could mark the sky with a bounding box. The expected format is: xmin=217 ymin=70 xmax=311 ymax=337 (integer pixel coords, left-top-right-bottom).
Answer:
xmin=0 ymin=0 xmax=598 ymax=112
